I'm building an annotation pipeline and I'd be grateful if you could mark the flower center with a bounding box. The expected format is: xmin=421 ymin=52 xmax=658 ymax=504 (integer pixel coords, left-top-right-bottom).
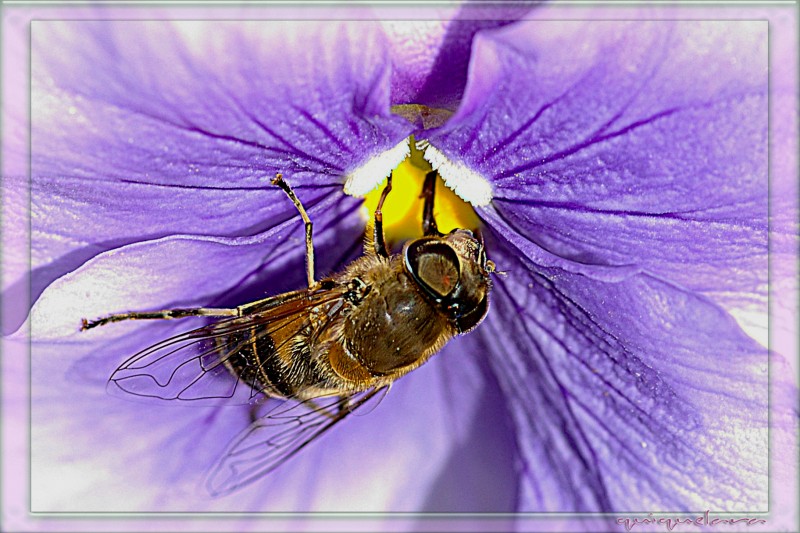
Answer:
xmin=362 ymin=138 xmax=481 ymax=246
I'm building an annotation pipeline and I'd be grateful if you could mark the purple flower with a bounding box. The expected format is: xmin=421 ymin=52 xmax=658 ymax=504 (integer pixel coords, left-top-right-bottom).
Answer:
xmin=7 ymin=5 xmax=797 ymax=530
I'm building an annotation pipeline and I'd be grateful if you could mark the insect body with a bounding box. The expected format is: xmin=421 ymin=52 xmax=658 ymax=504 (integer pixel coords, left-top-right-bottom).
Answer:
xmin=82 ymin=170 xmax=494 ymax=495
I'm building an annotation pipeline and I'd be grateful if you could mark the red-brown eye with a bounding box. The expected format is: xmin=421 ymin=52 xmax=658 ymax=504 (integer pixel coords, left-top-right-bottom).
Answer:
xmin=404 ymin=239 xmax=461 ymax=299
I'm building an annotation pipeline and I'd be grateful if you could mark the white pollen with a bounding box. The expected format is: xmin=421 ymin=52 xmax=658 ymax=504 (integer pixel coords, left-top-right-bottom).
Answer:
xmin=420 ymin=143 xmax=493 ymax=206
xmin=343 ymin=138 xmax=411 ymax=196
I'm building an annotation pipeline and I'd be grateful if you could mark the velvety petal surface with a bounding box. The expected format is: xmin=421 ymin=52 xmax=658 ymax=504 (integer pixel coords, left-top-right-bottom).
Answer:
xmin=19 ymin=20 xmax=414 ymax=330
xmin=417 ymin=20 xmax=772 ymax=513
xmin=481 ymin=232 xmax=768 ymax=512
xmin=424 ymin=21 xmax=768 ymax=313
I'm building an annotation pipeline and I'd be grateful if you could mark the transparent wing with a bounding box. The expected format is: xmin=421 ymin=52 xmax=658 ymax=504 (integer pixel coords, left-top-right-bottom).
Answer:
xmin=108 ymin=287 xmax=348 ymax=405
xmin=205 ymin=387 xmax=388 ymax=497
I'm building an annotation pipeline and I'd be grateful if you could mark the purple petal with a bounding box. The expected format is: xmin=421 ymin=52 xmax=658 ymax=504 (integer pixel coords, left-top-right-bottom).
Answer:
xmin=426 ymin=21 xmax=767 ymax=308
xmin=385 ymin=3 xmax=536 ymax=109
xmin=19 ymin=20 xmax=414 ymax=331
xmin=31 ymin=192 xmax=365 ymax=341
xmin=482 ymin=233 xmax=768 ymax=512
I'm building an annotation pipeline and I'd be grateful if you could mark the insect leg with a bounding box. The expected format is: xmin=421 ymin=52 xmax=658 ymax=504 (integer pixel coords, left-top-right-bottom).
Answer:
xmin=421 ymin=170 xmax=443 ymax=236
xmin=271 ymin=173 xmax=316 ymax=289
xmin=372 ymin=172 xmax=393 ymax=257
xmin=81 ymin=306 xmax=240 ymax=331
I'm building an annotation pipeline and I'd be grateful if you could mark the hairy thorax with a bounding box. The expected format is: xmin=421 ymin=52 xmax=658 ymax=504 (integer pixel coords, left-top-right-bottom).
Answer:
xmin=316 ymin=254 xmax=455 ymax=388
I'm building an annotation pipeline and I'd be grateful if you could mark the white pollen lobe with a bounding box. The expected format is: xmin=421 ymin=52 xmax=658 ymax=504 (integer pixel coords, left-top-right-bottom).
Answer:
xmin=420 ymin=143 xmax=493 ymax=206
xmin=344 ymin=138 xmax=411 ymax=196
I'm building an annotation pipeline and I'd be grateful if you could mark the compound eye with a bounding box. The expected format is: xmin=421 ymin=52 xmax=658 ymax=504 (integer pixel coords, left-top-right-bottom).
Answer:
xmin=405 ymin=240 xmax=461 ymax=298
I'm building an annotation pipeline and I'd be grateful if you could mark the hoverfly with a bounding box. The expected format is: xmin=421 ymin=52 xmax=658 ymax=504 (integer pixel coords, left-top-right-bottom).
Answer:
xmin=81 ymin=170 xmax=495 ymax=496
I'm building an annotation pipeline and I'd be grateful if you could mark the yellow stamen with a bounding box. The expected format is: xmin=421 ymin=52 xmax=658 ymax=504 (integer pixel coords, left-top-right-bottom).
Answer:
xmin=362 ymin=137 xmax=481 ymax=247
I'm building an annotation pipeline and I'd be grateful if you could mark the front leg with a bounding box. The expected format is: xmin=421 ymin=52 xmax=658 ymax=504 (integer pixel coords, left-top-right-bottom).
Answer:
xmin=421 ymin=170 xmax=443 ymax=237
xmin=372 ymin=173 xmax=393 ymax=257
xmin=272 ymin=173 xmax=318 ymax=289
